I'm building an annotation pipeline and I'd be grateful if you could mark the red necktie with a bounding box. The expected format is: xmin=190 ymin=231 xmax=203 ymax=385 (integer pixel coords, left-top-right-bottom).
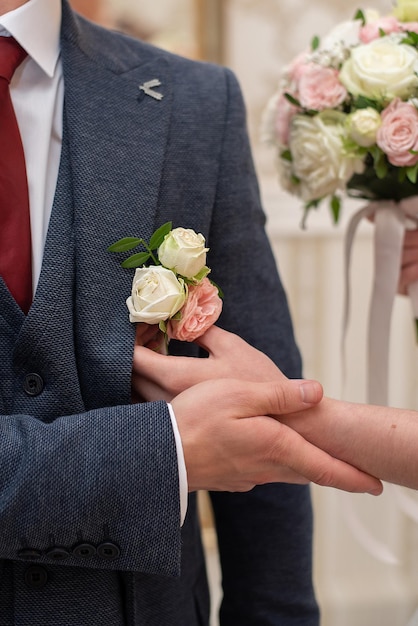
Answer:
xmin=0 ymin=37 xmax=32 ymax=314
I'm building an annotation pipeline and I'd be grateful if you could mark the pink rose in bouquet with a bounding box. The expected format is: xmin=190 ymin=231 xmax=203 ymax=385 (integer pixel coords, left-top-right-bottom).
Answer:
xmin=377 ymin=98 xmax=418 ymax=166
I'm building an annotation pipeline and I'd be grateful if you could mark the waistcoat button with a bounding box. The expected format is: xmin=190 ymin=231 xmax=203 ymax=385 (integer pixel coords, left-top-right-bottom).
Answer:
xmin=24 ymin=565 xmax=48 ymax=590
xmin=23 ymin=373 xmax=44 ymax=396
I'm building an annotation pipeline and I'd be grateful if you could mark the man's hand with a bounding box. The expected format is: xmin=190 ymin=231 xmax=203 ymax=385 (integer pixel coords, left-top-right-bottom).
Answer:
xmin=171 ymin=378 xmax=383 ymax=495
xmin=133 ymin=325 xmax=285 ymax=402
xmin=133 ymin=325 xmax=383 ymax=495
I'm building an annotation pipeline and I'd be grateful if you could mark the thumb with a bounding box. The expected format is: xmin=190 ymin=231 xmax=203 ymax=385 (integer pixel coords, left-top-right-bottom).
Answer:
xmin=253 ymin=378 xmax=324 ymax=417
xmin=185 ymin=378 xmax=323 ymax=420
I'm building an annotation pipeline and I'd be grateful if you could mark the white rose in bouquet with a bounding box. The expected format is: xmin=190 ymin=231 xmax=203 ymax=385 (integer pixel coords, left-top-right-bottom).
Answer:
xmin=288 ymin=110 xmax=364 ymax=202
xmin=339 ymin=37 xmax=418 ymax=101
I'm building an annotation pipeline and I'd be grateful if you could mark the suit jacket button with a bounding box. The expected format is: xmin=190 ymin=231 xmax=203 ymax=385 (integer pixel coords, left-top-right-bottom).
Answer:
xmin=24 ymin=565 xmax=48 ymax=590
xmin=18 ymin=548 xmax=41 ymax=560
xmin=23 ymin=373 xmax=44 ymax=396
xmin=46 ymin=546 xmax=69 ymax=560
xmin=97 ymin=542 xmax=120 ymax=560
xmin=72 ymin=542 xmax=96 ymax=559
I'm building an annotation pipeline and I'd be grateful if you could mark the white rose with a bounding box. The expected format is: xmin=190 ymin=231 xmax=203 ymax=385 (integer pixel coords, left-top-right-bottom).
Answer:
xmin=347 ymin=107 xmax=382 ymax=147
xmin=322 ymin=19 xmax=361 ymax=50
xmin=289 ymin=111 xmax=364 ymax=201
xmin=158 ymin=227 xmax=208 ymax=278
xmin=393 ymin=0 xmax=418 ymax=21
xmin=126 ymin=265 xmax=186 ymax=324
xmin=339 ymin=38 xmax=418 ymax=101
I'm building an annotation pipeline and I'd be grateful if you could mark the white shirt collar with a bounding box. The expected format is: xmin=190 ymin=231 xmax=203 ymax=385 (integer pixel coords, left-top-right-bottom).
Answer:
xmin=0 ymin=0 xmax=61 ymax=78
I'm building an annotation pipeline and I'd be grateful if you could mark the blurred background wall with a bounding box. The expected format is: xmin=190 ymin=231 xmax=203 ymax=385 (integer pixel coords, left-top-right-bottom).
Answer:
xmin=70 ymin=2 xmax=418 ymax=624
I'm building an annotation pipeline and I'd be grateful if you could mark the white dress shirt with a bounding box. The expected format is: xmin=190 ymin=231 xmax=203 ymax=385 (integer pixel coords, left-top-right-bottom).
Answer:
xmin=0 ymin=0 xmax=187 ymax=524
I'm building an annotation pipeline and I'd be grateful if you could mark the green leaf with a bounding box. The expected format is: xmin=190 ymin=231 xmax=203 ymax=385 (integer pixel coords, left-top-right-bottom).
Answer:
xmin=159 ymin=320 xmax=167 ymax=334
xmin=284 ymin=92 xmax=301 ymax=108
xmin=210 ymin=280 xmax=224 ymax=299
xmin=352 ymin=95 xmax=380 ymax=111
xmin=193 ymin=266 xmax=211 ymax=282
xmin=330 ymin=196 xmax=341 ymax=224
xmin=370 ymin=146 xmax=388 ymax=179
xmin=107 ymin=237 xmax=141 ymax=253
xmin=281 ymin=149 xmax=293 ymax=162
xmin=378 ymin=27 xmax=386 ymax=37
xmin=311 ymin=35 xmax=320 ymax=51
xmin=375 ymin=158 xmax=388 ymax=179
xmin=401 ymin=31 xmax=418 ymax=47
xmin=354 ymin=9 xmax=366 ymax=25
xmin=398 ymin=168 xmax=407 ymax=183
xmin=121 ymin=252 xmax=151 ymax=268
xmin=406 ymin=164 xmax=418 ymax=184
xmin=149 ymin=221 xmax=172 ymax=250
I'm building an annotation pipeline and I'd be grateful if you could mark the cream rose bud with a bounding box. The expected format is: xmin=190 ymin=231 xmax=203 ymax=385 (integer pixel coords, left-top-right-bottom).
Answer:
xmin=126 ymin=266 xmax=186 ymax=324
xmin=393 ymin=0 xmax=418 ymax=21
xmin=339 ymin=38 xmax=418 ymax=101
xmin=347 ymin=108 xmax=382 ymax=147
xmin=158 ymin=227 xmax=208 ymax=278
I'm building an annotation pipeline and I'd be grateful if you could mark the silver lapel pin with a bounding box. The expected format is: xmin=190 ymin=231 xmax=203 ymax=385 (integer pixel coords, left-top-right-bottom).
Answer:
xmin=139 ymin=79 xmax=164 ymax=101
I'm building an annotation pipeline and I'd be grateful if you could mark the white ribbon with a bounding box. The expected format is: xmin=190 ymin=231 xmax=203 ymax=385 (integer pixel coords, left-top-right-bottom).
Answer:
xmin=342 ymin=197 xmax=418 ymax=570
xmin=406 ymin=608 xmax=418 ymax=626
xmin=343 ymin=197 xmax=418 ymax=405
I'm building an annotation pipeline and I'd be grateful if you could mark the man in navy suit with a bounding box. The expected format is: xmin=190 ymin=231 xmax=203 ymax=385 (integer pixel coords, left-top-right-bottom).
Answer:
xmin=0 ymin=1 xmax=381 ymax=624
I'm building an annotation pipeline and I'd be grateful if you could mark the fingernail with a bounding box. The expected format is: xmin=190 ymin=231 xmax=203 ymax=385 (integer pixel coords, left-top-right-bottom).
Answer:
xmin=300 ymin=381 xmax=321 ymax=404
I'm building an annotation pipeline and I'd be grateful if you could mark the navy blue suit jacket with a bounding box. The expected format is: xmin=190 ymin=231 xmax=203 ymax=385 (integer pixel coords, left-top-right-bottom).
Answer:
xmin=0 ymin=2 xmax=319 ymax=624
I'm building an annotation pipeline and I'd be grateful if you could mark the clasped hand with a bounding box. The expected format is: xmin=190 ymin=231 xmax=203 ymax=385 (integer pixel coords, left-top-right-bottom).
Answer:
xmin=132 ymin=325 xmax=382 ymax=495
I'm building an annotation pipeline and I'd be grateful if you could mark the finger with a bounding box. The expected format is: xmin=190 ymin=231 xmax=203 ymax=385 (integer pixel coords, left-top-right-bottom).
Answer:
xmin=132 ymin=371 xmax=172 ymax=402
xmin=194 ymin=325 xmax=236 ymax=356
xmin=403 ymin=229 xmax=418 ymax=248
xmin=135 ymin=323 xmax=160 ymax=346
xmin=399 ymin=263 xmax=418 ymax=295
xmin=133 ymin=345 xmax=209 ymax=397
xmin=401 ymin=249 xmax=418 ymax=266
xmin=265 ymin=422 xmax=383 ymax=495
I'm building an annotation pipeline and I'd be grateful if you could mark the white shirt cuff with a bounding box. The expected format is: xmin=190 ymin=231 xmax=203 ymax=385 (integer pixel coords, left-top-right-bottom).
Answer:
xmin=167 ymin=402 xmax=188 ymax=526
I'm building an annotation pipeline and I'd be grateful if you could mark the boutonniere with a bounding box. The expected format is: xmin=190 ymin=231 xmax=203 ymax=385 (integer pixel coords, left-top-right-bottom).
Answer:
xmin=108 ymin=222 xmax=223 ymax=342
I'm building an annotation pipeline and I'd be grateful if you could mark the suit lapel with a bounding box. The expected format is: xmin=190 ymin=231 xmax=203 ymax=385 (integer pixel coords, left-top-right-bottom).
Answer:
xmin=60 ymin=3 xmax=173 ymax=408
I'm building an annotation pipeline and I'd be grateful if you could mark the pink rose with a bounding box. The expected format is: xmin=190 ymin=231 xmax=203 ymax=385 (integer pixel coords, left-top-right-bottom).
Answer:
xmin=377 ymin=98 xmax=418 ymax=167
xmin=287 ymin=51 xmax=310 ymax=83
xmin=167 ymin=278 xmax=222 ymax=342
xmin=401 ymin=22 xmax=418 ymax=34
xmin=360 ymin=16 xmax=401 ymax=43
xmin=298 ymin=64 xmax=347 ymax=110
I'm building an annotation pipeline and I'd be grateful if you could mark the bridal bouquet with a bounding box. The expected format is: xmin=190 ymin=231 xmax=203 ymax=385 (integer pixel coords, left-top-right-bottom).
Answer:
xmin=108 ymin=222 xmax=223 ymax=342
xmin=264 ymin=0 xmax=418 ymax=408
xmin=263 ymin=0 xmax=418 ymax=225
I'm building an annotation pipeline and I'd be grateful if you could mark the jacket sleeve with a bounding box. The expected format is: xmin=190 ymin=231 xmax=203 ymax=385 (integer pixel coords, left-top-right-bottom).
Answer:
xmin=207 ymin=69 xmax=319 ymax=624
xmin=0 ymin=401 xmax=182 ymax=576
